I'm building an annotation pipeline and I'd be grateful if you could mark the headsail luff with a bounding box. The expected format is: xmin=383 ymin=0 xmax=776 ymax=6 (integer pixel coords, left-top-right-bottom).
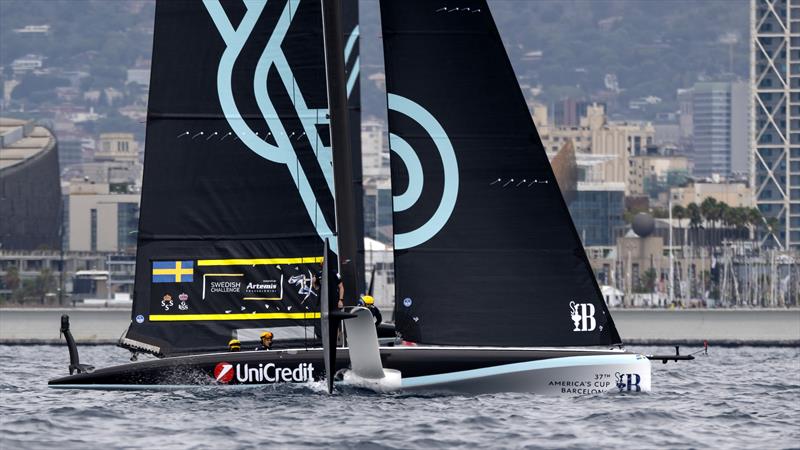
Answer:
xmin=381 ymin=0 xmax=622 ymax=347
xmin=125 ymin=0 xmax=360 ymax=356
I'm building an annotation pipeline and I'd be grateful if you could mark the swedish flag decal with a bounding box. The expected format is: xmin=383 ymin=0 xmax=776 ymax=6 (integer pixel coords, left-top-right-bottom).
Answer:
xmin=152 ymin=261 xmax=194 ymax=283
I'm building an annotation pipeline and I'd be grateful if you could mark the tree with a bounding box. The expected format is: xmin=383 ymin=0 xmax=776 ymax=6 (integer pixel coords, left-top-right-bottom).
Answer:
xmin=651 ymin=207 xmax=668 ymax=218
xmin=636 ymin=268 xmax=658 ymax=293
xmin=700 ymin=198 xmax=720 ymax=246
xmin=718 ymin=202 xmax=731 ymax=241
xmin=686 ymin=202 xmax=702 ymax=246
xmin=15 ymin=268 xmax=58 ymax=305
xmin=747 ymin=207 xmax=763 ymax=240
xmin=671 ymin=204 xmax=686 ymax=221
xmin=3 ymin=266 xmax=20 ymax=292
xmin=727 ymin=207 xmax=749 ymax=235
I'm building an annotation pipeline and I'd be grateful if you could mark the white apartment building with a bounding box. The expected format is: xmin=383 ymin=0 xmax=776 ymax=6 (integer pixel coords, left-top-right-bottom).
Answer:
xmin=66 ymin=182 xmax=140 ymax=253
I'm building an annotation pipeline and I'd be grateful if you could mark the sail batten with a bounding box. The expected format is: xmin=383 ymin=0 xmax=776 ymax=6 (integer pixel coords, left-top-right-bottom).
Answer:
xmin=381 ymin=0 xmax=621 ymax=347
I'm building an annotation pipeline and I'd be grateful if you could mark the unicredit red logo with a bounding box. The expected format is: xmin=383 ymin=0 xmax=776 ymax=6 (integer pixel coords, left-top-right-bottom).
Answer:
xmin=214 ymin=362 xmax=234 ymax=384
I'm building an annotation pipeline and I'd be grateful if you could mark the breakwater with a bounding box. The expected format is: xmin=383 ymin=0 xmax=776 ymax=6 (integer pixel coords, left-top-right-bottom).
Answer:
xmin=0 ymin=307 xmax=798 ymax=345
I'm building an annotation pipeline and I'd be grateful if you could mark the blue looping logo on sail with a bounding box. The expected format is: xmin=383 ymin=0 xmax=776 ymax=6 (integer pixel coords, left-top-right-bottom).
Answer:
xmin=202 ymin=0 xmax=359 ymax=253
xmin=388 ymin=94 xmax=459 ymax=250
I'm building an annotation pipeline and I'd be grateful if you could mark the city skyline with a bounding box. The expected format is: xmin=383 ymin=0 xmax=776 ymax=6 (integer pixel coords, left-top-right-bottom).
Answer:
xmin=1 ymin=0 xmax=797 ymax=308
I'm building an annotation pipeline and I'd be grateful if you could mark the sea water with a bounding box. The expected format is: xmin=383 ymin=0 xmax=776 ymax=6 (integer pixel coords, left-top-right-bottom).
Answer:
xmin=0 ymin=345 xmax=798 ymax=449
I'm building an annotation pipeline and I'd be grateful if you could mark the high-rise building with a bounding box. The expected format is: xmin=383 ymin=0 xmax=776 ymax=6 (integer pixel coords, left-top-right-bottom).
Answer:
xmin=361 ymin=118 xmax=393 ymax=242
xmin=57 ymin=137 xmax=84 ymax=169
xmin=691 ymin=81 xmax=749 ymax=178
xmin=362 ymin=178 xmax=393 ymax=243
xmin=677 ymin=88 xmax=694 ymax=140
xmin=65 ymin=181 xmax=139 ymax=253
xmin=568 ymin=182 xmax=626 ymax=246
xmin=752 ymin=0 xmax=799 ymax=249
xmin=361 ymin=118 xmax=386 ymax=177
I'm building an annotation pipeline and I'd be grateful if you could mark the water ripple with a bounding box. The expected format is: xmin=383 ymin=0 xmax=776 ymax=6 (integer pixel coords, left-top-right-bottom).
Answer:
xmin=0 ymin=345 xmax=798 ymax=449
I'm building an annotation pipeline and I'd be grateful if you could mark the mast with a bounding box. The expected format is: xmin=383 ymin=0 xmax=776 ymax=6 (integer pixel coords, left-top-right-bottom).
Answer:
xmin=322 ymin=0 xmax=359 ymax=306
xmin=669 ymin=197 xmax=674 ymax=305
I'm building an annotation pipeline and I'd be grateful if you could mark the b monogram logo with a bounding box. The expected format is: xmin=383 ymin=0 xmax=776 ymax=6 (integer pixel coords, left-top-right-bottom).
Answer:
xmin=615 ymin=372 xmax=641 ymax=392
xmin=569 ymin=301 xmax=596 ymax=332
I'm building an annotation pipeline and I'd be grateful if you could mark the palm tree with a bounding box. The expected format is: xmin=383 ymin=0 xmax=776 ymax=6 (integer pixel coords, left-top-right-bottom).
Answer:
xmin=671 ymin=204 xmax=686 ymax=221
xmin=687 ymin=202 xmax=702 ymax=245
xmin=735 ymin=207 xmax=750 ymax=234
xmin=747 ymin=207 xmax=763 ymax=240
xmin=700 ymin=198 xmax=718 ymax=246
xmin=672 ymin=204 xmax=686 ymax=246
xmin=718 ymin=202 xmax=730 ymax=230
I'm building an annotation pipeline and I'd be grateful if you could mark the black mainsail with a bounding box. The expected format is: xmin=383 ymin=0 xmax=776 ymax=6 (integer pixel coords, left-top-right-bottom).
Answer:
xmin=124 ymin=0 xmax=361 ymax=356
xmin=381 ymin=0 xmax=622 ymax=347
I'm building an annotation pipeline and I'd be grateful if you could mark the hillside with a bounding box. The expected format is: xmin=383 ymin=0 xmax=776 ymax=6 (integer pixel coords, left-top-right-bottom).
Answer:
xmin=1 ymin=0 xmax=749 ymax=122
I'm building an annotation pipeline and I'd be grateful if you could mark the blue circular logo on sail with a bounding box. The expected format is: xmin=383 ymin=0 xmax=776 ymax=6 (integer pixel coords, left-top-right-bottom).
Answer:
xmin=403 ymin=298 xmax=413 ymax=307
xmin=135 ymin=315 xmax=145 ymax=324
xmin=203 ymin=0 xmax=361 ymax=256
xmin=388 ymin=94 xmax=459 ymax=250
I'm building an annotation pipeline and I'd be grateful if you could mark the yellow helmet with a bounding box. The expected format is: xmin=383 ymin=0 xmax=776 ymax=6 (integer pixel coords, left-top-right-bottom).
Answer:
xmin=361 ymin=295 xmax=374 ymax=305
xmin=260 ymin=331 xmax=273 ymax=339
xmin=228 ymin=339 xmax=241 ymax=348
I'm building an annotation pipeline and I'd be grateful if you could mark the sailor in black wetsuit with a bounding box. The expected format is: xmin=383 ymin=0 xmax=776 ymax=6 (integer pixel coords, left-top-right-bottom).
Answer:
xmin=358 ymin=295 xmax=382 ymax=326
xmin=332 ymin=272 xmax=344 ymax=310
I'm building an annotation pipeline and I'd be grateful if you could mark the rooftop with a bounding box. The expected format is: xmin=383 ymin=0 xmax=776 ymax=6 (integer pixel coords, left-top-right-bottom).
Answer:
xmin=0 ymin=118 xmax=56 ymax=171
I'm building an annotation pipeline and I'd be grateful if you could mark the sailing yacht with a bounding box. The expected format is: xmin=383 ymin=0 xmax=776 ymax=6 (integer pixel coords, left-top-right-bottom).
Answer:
xmin=49 ymin=0 xmax=658 ymax=395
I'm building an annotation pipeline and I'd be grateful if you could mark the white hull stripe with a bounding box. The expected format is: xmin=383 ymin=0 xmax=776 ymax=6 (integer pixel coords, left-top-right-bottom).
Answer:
xmin=400 ymin=354 xmax=644 ymax=388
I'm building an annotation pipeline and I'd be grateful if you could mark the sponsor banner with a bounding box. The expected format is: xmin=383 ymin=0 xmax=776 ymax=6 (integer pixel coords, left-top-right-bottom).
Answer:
xmin=213 ymin=361 xmax=315 ymax=384
xmin=149 ymin=257 xmax=322 ymax=321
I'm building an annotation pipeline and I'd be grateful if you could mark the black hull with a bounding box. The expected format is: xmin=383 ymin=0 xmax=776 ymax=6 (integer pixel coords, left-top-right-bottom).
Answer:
xmin=48 ymin=347 xmax=632 ymax=388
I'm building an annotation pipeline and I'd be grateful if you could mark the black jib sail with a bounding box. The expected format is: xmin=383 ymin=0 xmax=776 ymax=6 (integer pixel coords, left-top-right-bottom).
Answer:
xmin=381 ymin=0 xmax=622 ymax=347
xmin=124 ymin=0 xmax=360 ymax=356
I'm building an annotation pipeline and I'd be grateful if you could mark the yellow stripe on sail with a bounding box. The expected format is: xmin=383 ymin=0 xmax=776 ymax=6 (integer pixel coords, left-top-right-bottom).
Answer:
xmin=196 ymin=257 xmax=323 ymax=266
xmin=148 ymin=313 xmax=320 ymax=321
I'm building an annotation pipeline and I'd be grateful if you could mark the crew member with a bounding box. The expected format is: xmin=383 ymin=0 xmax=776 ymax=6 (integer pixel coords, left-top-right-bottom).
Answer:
xmin=359 ymin=295 xmax=382 ymax=326
xmin=228 ymin=339 xmax=241 ymax=352
xmin=259 ymin=331 xmax=273 ymax=350
xmin=335 ymin=272 xmax=344 ymax=309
